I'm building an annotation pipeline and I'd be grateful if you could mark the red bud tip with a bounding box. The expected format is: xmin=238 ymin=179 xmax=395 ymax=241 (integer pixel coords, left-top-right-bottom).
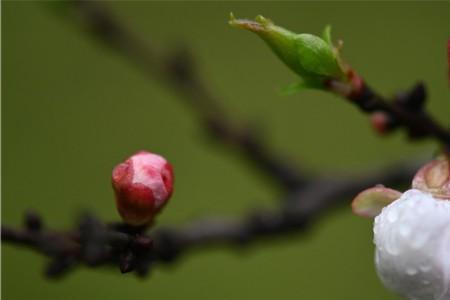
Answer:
xmin=112 ymin=151 xmax=174 ymax=226
xmin=347 ymin=69 xmax=364 ymax=98
xmin=370 ymin=112 xmax=390 ymax=135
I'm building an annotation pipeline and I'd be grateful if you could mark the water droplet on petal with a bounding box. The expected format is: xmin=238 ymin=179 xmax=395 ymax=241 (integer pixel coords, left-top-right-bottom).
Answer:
xmin=399 ymin=224 xmax=411 ymax=237
xmin=375 ymin=251 xmax=380 ymax=265
xmin=385 ymin=242 xmax=399 ymax=256
xmin=419 ymin=264 xmax=432 ymax=272
xmin=407 ymin=197 xmax=419 ymax=208
xmin=406 ymin=268 xmax=417 ymax=275
xmin=387 ymin=209 xmax=398 ymax=223
xmin=417 ymin=204 xmax=430 ymax=215
xmin=411 ymin=233 xmax=428 ymax=249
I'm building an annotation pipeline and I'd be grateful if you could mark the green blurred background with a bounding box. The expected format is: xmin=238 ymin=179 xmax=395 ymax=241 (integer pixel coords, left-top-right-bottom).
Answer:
xmin=3 ymin=2 xmax=450 ymax=300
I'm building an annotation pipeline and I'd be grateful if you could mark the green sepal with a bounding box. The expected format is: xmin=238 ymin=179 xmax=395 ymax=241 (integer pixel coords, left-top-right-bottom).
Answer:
xmin=322 ymin=25 xmax=332 ymax=46
xmin=296 ymin=33 xmax=343 ymax=79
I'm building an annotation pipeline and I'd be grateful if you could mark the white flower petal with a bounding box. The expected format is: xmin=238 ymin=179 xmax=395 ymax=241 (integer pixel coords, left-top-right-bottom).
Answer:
xmin=374 ymin=189 xmax=450 ymax=300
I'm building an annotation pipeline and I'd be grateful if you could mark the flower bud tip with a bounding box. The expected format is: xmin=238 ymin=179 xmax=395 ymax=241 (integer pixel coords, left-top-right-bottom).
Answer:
xmin=228 ymin=13 xmax=268 ymax=33
xmin=370 ymin=112 xmax=392 ymax=135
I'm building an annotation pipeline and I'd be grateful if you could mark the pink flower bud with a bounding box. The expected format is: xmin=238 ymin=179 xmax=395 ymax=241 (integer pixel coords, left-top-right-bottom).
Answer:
xmin=112 ymin=151 xmax=174 ymax=226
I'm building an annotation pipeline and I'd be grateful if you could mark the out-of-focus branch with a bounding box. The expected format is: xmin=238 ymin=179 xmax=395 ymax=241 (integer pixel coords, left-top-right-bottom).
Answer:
xmin=70 ymin=0 xmax=307 ymax=191
xmin=1 ymin=159 xmax=421 ymax=278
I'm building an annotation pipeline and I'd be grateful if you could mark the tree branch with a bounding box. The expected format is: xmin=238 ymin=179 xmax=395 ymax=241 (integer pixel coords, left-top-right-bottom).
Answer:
xmin=327 ymin=70 xmax=450 ymax=150
xmin=1 ymin=1 xmax=441 ymax=280
xmin=2 ymin=159 xmax=421 ymax=278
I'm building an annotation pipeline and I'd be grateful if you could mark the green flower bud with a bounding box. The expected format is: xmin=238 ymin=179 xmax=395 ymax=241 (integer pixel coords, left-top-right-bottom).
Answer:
xmin=229 ymin=13 xmax=346 ymax=91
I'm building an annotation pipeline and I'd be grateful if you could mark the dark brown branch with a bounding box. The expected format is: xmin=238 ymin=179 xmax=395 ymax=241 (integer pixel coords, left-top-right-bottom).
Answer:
xmin=2 ymin=160 xmax=421 ymax=278
xmin=327 ymin=72 xmax=450 ymax=149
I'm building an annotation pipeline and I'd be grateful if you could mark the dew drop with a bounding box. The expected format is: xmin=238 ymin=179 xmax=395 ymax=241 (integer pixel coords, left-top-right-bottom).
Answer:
xmin=417 ymin=204 xmax=430 ymax=215
xmin=406 ymin=267 xmax=417 ymax=276
xmin=411 ymin=233 xmax=428 ymax=249
xmin=407 ymin=198 xmax=419 ymax=208
xmin=399 ymin=224 xmax=412 ymax=237
xmin=375 ymin=252 xmax=380 ymax=265
xmin=385 ymin=242 xmax=400 ymax=256
xmin=387 ymin=209 xmax=398 ymax=223
xmin=419 ymin=264 xmax=432 ymax=272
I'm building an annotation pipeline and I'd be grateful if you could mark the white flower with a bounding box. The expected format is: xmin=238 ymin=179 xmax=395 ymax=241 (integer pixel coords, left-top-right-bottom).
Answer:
xmin=374 ymin=189 xmax=450 ymax=300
